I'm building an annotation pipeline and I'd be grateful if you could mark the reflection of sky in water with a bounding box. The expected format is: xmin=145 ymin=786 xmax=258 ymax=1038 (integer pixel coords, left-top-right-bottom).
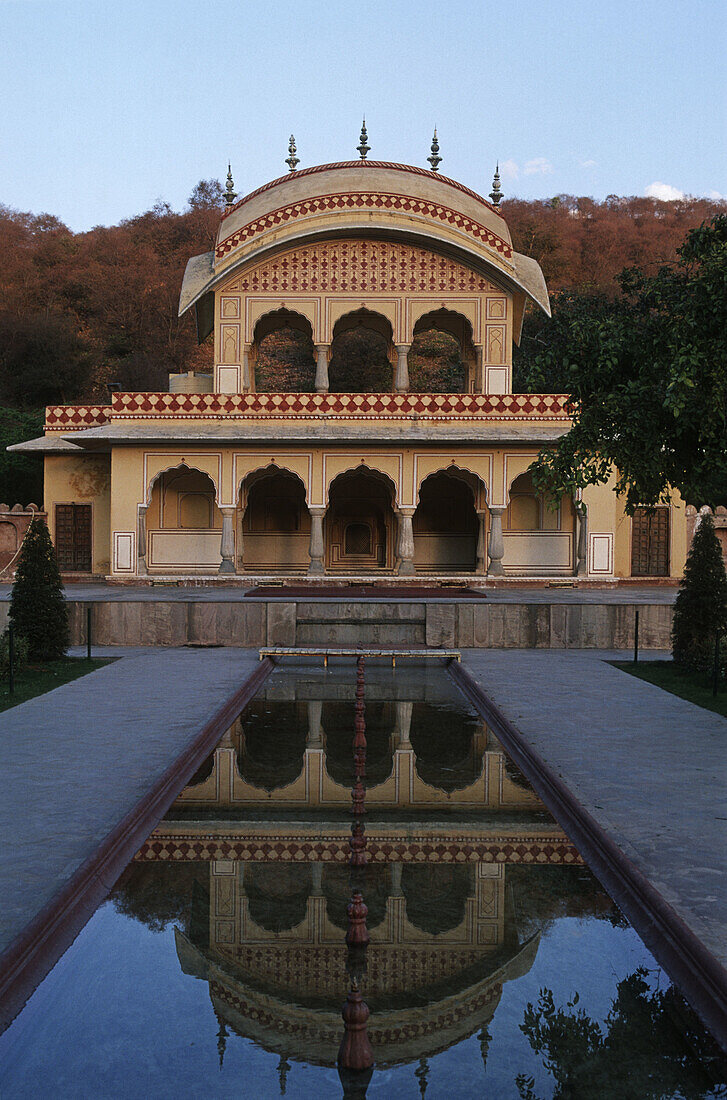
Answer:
xmin=0 ymin=900 xmax=697 ymax=1099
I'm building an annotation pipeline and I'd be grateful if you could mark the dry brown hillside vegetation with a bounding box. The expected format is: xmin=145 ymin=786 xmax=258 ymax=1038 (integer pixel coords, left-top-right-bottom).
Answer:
xmin=0 ymin=183 xmax=723 ymax=407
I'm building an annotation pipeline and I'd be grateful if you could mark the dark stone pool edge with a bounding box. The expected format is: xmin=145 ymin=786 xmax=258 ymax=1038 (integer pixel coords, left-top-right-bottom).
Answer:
xmin=447 ymin=659 xmax=727 ymax=1052
xmin=0 ymin=657 xmax=275 ymax=1033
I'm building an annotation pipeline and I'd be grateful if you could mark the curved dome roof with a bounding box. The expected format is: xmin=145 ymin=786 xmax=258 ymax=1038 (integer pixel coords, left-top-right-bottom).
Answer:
xmin=179 ymin=162 xmax=549 ymax=321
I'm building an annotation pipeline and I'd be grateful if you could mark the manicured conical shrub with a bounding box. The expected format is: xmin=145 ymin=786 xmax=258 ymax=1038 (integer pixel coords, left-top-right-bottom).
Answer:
xmin=9 ymin=515 xmax=69 ymax=659
xmin=671 ymin=511 xmax=727 ymax=670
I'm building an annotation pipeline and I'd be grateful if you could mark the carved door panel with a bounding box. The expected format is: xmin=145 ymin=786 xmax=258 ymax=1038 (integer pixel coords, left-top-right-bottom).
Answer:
xmin=55 ymin=504 xmax=92 ymax=572
xmin=631 ymin=507 xmax=669 ymax=576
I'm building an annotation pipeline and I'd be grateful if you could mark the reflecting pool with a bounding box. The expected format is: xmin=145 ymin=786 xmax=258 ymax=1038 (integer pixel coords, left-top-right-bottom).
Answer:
xmin=0 ymin=662 xmax=725 ymax=1099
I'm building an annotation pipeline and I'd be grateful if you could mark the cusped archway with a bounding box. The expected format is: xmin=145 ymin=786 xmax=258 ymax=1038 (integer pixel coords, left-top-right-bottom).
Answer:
xmin=326 ymin=467 xmax=397 ymax=571
xmin=413 ymin=469 xmax=480 ymax=572
xmin=329 ymin=309 xmax=393 ymax=392
xmin=252 ymin=309 xmax=315 ymax=392
xmin=239 ymin=466 xmax=310 ymax=573
xmin=410 ymin=309 xmax=474 ymax=393
xmin=145 ymin=464 xmax=223 ymax=572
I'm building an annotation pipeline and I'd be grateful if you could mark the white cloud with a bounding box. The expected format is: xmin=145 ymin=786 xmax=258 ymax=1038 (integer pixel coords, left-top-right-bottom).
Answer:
xmin=500 ymin=159 xmax=519 ymax=180
xmin=645 ymin=181 xmax=684 ymax=201
xmin=524 ymin=157 xmax=553 ymax=176
xmin=580 ymin=159 xmax=597 ymax=168
xmin=708 ymin=189 xmax=725 ymax=201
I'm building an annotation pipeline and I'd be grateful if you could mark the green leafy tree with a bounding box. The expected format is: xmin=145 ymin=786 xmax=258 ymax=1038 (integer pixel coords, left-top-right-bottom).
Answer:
xmin=9 ymin=516 xmax=68 ymax=659
xmin=516 ymin=969 xmax=725 ymax=1100
xmin=0 ymin=406 xmax=44 ymax=505
xmin=671 ymin=511 xmax=727 ymax=670
xmin=528 ymin=215 xmax=727 ymax=510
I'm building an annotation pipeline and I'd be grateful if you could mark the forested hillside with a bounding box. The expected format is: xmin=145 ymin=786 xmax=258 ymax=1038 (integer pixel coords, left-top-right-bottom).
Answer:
xmin=0 ymin=183 xmax=722 ymax=407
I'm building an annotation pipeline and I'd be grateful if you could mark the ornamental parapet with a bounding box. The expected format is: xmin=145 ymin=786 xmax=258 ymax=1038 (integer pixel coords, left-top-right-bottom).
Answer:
xmin=45 ymin=392 xmax=572 ymax=430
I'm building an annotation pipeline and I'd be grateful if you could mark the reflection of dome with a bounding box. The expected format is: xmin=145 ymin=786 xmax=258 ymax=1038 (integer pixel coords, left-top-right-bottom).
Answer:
xmin=175 ymin=927 xmax=539 ymax=1067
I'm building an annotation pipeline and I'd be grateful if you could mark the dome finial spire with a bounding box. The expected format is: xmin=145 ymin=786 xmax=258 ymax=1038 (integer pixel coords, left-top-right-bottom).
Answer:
xmin=224 ymin=162 xmax=237 ymax=208
xmin=357 ymin=118 xmax=370 ymax=161
xmin=489 ymin=162 xmax=503 ymax=206
xmin=427 ymin=128 xmax=442 ymax=172
xmin=285 ymin=134 xmax=299 ymax=173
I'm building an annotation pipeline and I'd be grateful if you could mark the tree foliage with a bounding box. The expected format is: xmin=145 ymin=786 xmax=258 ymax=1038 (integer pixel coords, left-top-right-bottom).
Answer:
xmin=9 ymin=516 xmax=68 ymax=659
xmin=671 ymin=512 xmax=727 ymax=670
xmin=516 ymin=970 xmax=726 ymax=1100
xmin=526 ymin=215 xmax=727 ymax=510
xmin=0 ymin=407 xmax=44 ymax=505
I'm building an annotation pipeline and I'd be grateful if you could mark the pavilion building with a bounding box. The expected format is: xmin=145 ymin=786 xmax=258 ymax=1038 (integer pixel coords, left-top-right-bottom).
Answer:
xmin=12 ymin=148 xmax=686 ymax=583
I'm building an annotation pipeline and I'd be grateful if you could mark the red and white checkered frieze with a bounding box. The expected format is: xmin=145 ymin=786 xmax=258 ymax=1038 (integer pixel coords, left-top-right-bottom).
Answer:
xmin=216 ymin=192 xmax=513 ymax=260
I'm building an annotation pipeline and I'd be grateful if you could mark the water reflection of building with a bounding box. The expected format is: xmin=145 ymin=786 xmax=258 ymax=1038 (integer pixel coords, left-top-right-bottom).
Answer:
xmin=176 ymin=676 xmax=545 ymax=812
xmin=132 ymin=668 xmax=581 ymax=1072
xmin=169 ymin=857 xmax=540 ymax=1067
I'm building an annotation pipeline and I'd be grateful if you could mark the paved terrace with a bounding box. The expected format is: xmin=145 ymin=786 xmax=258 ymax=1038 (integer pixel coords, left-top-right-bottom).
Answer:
xmin=0 ymin=649 xmax=260 ymax=967
xmin=460 ymin=649 xmax=727 ymax=972
xmin=0 ymin=583 xmax=679 ymax=604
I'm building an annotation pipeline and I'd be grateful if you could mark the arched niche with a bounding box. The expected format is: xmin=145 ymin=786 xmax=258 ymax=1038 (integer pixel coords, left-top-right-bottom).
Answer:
xmin=505 ymin=470 xmax=568 ymax=532
xmin=321 ymin=699 xmax=396 ymax=787
xmin=237 ymin=699 xmax=307 ymax=791
xmin=239 ymin=466 xmax=310 ymax=573
xmin=147 ymin=464 xmax=222 ymax=531
xmin=244 ymin=863 xmax=312 ymax=934
xmin=402 ymin=864 xmax=473 ymax=935
xmin=409 ymin=701 xmax=485 ymax=791
xmin=325 ymin=466 xmax=397 ymax=571
xmin=413 ymin=469 xmax=481 ymax=572
xmin=252 ymin=309 xmax=315 ymax=392
xmin=411 ymin=309 xmax=475 ymax=393
xmin=329 ymin=309 xmax=394 ymax=392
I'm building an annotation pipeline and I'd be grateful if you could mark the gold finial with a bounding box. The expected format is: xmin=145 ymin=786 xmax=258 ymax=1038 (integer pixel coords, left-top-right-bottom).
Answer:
xmin=285 ymin=134 xmax=299 ymax=173
xmin=489 ymin=163 xmax=502 ymax=206
xmin=357 ymin=118 xmax=370 ymax=160
xmin=224 ymin=163 xmax=237 ymax=208
xmin=427 ymin=128 xmax=442 ymax=172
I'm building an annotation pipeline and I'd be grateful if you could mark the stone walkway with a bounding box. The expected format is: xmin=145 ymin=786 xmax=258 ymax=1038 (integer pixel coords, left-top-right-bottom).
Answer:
xmin=0 ymin=583 xmax=678 ymax=605
xmin=0 ymin=648 xmax=260 ymax=960
xmin=460 ymin=649 xmax=727 ymax=970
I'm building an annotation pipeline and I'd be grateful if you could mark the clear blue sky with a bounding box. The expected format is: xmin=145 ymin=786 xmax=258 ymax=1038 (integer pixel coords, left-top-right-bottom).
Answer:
xmin=1 ymin=0 xmax=725 ymax=232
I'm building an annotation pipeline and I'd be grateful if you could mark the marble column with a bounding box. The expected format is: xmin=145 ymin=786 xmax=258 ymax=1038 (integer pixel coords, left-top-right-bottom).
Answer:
xmin=390 ymin=862 xmax=403 ymax=897
xmin=575 ymin=500 xmax=588 ymax=576
xmin=394 ymin=701 xmax=413 ymax=748
xmin=486 ymin=506 xmax=505 ymax=576
xmin=241 ymin=344 xmax=252 ymax=392
xmin=396 ymin=508 xmax=416 ymax=575
xmin=137 ymin=505 xmax=148 ymax=575
xmin=476 ymin=509 xmax=487 ymax=573
xmin=314 ymin=344 xmax=330 ymax=394
xmin=394 ymin=344 xmax=411 ymax=393
xmin=219 ymin=508 xmax=236 ymax=574
xmin=307 ymin=700 xmax=323 ymax=748
xmin=308 ymin=507 xmax=326 ymax=575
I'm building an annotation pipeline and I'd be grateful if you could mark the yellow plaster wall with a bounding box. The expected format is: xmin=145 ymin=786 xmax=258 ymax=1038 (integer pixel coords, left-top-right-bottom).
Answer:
xmin=44 ymin=453 xmax=111 ymax=574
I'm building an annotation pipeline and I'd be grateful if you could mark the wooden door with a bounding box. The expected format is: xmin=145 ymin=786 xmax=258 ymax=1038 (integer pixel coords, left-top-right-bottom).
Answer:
xmin=55 ymin=504 xmax=92 ymax=572
xmin=631 ymin=507 xmax=669 ymax=576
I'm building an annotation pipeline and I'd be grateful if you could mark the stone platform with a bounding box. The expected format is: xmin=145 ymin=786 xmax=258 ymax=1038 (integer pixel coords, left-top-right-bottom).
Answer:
xmin=0 ymin=583 xmax=677 ymax=648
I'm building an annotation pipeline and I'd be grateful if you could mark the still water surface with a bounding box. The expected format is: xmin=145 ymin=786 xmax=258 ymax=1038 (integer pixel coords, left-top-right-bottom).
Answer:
xmin=0 ymin=662 xmax=724 ymax=1099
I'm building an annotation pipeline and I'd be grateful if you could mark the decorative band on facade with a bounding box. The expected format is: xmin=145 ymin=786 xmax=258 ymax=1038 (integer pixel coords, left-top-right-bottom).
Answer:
xmin=216 ymin=191 xmax=513 ymax=259
xmin=134 ymin=835 xmax=582 ymax=864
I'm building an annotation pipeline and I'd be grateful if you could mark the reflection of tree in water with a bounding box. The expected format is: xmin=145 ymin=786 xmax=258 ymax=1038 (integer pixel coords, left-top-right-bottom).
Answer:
xmin=245 ymin=863 xmax=311 ymax=932
xmin=237 ymin=701 xmax=307 ymax=790
xmin=322 ymin=701 xmax=395 ymax=786
xmin=516 ymin=969 xmax=727 ymax=1100
xmin=410 ymin=703 xmax=483 ymax=792
xmin=402 ymin=864 xmax=472 ymax=934
xmin=322 ymin=863 xmax=390 ymax=930
xmin=510 ymin=865 xmax=627 ymax=939
xmin=111 ymin=862 xmax=209 ymax=935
